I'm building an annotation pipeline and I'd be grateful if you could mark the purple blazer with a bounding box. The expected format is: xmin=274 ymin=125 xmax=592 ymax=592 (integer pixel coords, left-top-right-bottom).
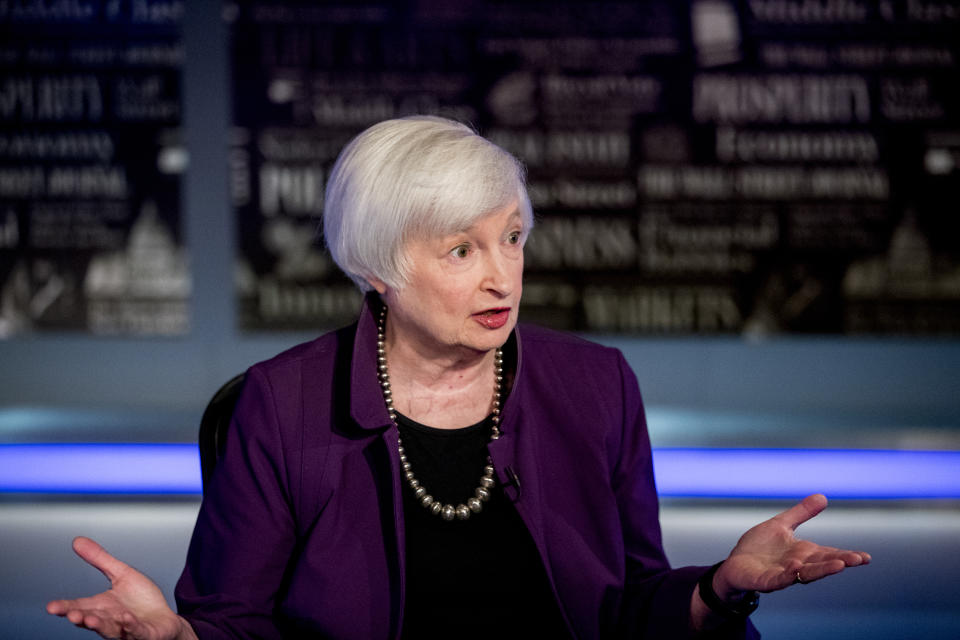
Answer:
xmin=176 ymin=299 xmax=759 ymax=639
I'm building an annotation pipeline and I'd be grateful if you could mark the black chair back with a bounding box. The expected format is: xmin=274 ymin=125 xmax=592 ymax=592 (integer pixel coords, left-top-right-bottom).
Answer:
xmin=198 ymin=373 xmax=246 ymax=491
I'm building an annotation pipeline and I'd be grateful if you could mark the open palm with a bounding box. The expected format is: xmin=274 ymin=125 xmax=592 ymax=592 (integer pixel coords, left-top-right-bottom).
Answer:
xmin=719 ymin=494 xmax=871 ymax=594
xmin=46 ymin=537 xmax=193 ymax=640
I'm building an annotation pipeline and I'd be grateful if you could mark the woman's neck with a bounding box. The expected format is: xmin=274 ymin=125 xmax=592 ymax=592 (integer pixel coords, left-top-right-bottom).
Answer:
xmin=383 ymin=339 xmax=498 ymax=430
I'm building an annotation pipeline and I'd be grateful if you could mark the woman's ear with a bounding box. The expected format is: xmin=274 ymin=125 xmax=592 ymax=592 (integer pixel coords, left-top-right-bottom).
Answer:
xmin=366 ymin=277 xmax=388 ymax=295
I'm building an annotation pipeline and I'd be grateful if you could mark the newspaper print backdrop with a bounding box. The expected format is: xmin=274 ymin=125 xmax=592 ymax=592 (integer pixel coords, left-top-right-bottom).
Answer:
xmin=0 ymin=1 xmax=188 ymax=337
xmin=228 ymin=0 xmax=960 ymax=334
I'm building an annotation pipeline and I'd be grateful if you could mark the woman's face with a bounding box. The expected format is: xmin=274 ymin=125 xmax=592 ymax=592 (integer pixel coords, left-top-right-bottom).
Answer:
xmin=371 ymin=199 xmax=526 ymax=360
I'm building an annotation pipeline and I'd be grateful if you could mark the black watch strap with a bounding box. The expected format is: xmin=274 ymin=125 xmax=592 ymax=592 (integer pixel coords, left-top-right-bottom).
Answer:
xmin=697 ymin=562 xmax=759 ymax=620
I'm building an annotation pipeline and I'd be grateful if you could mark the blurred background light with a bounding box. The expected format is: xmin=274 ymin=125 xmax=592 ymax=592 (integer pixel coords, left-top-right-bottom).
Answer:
xmin=1 ymin=444 xmax=957 ymax=498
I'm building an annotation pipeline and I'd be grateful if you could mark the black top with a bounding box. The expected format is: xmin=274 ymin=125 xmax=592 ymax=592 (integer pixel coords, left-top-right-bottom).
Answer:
xmin=396 ymin=411 xmax=571 ymax=639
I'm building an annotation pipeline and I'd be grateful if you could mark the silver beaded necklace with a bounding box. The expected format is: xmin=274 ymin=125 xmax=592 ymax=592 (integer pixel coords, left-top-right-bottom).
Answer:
xmin=377 ymin=305 xmax=502 ymax=521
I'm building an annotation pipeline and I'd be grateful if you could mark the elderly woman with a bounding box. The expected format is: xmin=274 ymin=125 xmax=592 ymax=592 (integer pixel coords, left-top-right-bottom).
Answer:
xmin=48 ymin=116 xmax=869 ymax=639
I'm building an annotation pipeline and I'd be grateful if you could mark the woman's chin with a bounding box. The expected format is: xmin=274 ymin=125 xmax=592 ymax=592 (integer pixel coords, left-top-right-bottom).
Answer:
xmin=464 ymin=322 xmax=514 ymax=352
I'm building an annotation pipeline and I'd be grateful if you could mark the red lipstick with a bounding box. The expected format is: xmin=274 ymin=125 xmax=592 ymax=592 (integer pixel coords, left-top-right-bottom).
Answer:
xmin=473 ymin=308 xmax=510 ymax=329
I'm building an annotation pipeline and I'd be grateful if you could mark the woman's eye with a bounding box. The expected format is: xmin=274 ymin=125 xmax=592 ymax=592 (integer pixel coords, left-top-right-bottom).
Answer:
xmin=507 ymin=231 xmax=522 ymax=244
xmin=452 ymin=245 xmax=470 ymax=258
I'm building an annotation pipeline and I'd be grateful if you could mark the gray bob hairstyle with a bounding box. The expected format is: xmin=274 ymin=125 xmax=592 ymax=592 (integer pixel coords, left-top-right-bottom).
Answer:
xmin=323 ymin=116 xmax=533 ymax=292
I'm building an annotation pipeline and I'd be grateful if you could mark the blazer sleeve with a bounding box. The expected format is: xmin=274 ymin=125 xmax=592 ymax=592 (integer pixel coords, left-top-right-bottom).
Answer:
xmin=612 ymin=352 xmax=760 ymax=640
xmin=175 ymin=366 xmax=297 ymax=640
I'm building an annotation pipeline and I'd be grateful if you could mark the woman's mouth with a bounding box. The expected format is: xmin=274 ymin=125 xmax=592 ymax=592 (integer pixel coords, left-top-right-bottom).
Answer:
xmin=473 ymin=308 xmax=511 ymax=329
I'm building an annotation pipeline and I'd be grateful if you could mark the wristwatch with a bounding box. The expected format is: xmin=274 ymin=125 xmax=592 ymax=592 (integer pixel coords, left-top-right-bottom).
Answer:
xmin=697 ymin=562 xmax=760 ymax=620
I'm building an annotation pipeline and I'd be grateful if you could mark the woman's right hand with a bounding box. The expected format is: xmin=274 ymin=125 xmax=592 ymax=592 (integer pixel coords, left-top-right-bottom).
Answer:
xmin=46 ymin=537 xmax=197 ymax=640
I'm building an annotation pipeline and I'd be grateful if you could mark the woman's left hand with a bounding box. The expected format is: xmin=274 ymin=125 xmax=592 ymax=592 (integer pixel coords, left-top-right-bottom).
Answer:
xmin=713 ymin=493 xmax=871 ymax=598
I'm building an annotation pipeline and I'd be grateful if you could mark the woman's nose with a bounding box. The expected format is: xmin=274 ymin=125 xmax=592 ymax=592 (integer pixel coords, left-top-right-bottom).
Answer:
xmin=482 ymin=252 xmax=514 ymax=296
